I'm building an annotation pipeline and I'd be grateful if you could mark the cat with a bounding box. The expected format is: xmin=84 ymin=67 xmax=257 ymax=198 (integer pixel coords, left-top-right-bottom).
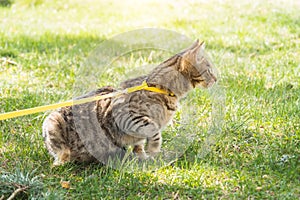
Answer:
xmin=42 ymin=40 xmax=217 ymax=166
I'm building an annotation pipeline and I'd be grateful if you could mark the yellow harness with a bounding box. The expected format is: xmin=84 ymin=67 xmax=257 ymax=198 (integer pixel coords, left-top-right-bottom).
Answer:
xmin=0 ymin=81 xmax=174 ymax=121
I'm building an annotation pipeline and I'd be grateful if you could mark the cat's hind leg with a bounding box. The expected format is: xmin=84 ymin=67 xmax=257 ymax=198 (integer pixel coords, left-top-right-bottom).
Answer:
xmin=42 ymin=112 xmax=71 ymax=166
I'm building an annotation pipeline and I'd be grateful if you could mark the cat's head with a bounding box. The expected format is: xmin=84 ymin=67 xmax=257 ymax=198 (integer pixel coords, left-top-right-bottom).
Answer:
xmin=179 ymin=40 xmax=217 ymax=88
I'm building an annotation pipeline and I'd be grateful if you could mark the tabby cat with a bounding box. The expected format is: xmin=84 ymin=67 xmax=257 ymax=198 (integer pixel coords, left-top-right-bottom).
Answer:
xmin=42 ymin=40 xmax=217 ymax=166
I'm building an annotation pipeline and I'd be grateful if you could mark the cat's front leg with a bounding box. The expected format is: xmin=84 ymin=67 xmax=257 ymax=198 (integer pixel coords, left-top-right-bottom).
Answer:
xmin=129 ymin=126 xmax=162 ymax=159
xmin=147 ymin=132 xmax=162 ymax=157
xmin=117 ymin=114 xmax=161 ymax=159
xmin=125 ymin=118 xmax=162 ymax=157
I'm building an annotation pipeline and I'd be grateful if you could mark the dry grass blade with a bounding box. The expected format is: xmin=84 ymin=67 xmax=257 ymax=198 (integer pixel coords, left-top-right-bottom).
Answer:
xmin=7 ymin=186 xmax=29 ymax=200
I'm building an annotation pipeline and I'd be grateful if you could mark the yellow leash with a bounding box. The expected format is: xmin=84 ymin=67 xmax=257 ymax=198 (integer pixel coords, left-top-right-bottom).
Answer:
xmin=0 ymin=81 xmax=174 ymax=121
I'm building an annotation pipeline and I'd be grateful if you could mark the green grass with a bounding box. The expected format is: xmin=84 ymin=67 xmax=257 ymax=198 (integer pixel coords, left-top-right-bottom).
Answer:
xmin=0 ymin=0 xmax=299 ymax=199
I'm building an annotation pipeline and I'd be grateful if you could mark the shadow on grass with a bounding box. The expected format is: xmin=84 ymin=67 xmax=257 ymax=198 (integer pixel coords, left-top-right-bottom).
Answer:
xmin=40 ymin=163 xmax=223 ymax=199
xmin=0 ymin=32 xmax=105 ymax=58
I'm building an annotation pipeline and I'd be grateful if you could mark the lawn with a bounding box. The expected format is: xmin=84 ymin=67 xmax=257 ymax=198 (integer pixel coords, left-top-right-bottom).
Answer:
xmin=0 ymin=0 xmax=299 ymax=199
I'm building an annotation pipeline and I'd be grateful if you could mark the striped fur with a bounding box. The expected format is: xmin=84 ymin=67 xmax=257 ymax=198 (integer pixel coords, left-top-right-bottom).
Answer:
xmin=42 ymin=40 xmax=217 ymax=165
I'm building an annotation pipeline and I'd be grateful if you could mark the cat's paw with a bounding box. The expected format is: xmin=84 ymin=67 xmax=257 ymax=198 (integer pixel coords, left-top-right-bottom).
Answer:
xmin=135 ymin=152 xmax=149 ymax=160
xmin=52 ymin=149 xmax=71 ymax=167
xmin=148 ymin=150 xmax=161 ymax=158
xmin=52 ymin=159 xmax=66 ymax=167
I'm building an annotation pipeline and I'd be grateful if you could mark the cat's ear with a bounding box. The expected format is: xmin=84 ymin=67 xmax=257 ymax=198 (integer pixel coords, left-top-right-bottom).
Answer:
xmin=180 ymin=40 xmax=204 ymax=71
xmin=200 ymin=41 xmax=205 ymax=50
xmin=189 ymin=39 xmax=201 ymax=50
xmin=190 ymin=40 xmax=205 ymax=55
